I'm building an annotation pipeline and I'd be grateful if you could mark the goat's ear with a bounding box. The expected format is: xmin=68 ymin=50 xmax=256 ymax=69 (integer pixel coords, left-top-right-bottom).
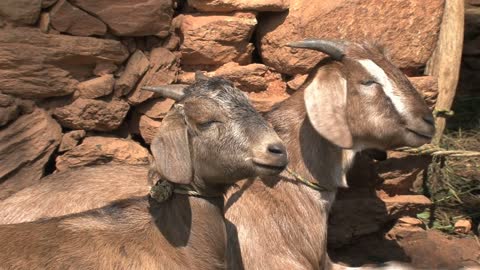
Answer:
xmin=150 ymin=108 xmax=193 ymax=184
xmin=304 ymin=67 xmax=353 ymax=149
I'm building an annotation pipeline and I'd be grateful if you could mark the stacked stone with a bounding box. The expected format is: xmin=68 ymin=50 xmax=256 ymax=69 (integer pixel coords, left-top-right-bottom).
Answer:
xmin=0 ymin=0 xmax=446 ymax=247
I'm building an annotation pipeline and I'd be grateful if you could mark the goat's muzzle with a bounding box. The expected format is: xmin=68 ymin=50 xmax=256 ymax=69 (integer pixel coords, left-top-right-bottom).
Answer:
xmin=251 ymin=142 xmax=288 ymax=175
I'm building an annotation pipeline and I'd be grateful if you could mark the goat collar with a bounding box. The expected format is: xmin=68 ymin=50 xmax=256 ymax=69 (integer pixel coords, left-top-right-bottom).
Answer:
xmin=285 ymin=167 xmax=336 ymax=192
xmin=150 ymin=179 xmax=222 ymax=203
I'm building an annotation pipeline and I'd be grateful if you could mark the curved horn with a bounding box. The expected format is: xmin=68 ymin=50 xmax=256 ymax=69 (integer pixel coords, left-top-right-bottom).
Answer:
xmin=287 ymin=39 xmax=345 ymax=60
xmin=142 ymin=84 xmax=189 ymax=101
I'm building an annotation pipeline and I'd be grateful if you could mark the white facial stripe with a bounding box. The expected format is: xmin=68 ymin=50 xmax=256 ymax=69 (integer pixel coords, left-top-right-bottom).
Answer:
xmin=358 ymin=59 xmax=407 ymax=114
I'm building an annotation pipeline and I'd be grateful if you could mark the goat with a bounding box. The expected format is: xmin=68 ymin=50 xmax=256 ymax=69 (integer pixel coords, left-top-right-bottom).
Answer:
xmin=0 ymin=165 xmax=150 ymax=224
xmin=224 ymin=39 xmax=435 ymax=269
xmin=0 ymin=76 xmax=288 ymax=269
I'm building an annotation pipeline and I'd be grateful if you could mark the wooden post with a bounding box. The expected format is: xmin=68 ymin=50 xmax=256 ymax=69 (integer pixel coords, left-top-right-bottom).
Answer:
xmin=426 ymin=0 xmax=465 ymax=145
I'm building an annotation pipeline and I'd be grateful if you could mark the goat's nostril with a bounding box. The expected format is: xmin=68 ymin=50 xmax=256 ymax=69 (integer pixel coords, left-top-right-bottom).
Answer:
xmin=267 ymin=143 xmax=285 ymax=155
xmin=423 ymin=114 xmax=435 ymax=126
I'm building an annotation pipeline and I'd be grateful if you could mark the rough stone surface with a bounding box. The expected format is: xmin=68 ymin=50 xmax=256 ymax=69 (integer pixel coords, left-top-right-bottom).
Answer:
xmin=180 ymin=13 xmax=256 ymax=67
xmin=114 ymin=50 xmax=150 ymax=97
xmin=0 ymin=28 xmax=128 ymax=99
xmin=128 ymin=48 xmax=178 ymax=105
xmin=53 ymin=98 xmax=130 ymax=131
xmin=74 ymin=75 xmax=115 ymax=99
xmin=328 ymin=195 xmax=388 ymax=248
xmin=409 ymin=76 xmax=439 ymax=110
xmin=58 ymin=130 xmax=86 ymax=152
xmin=139 ymin=115 xmax=162 ymax=144
xmin=382 ymin=194 xmax=432 ymax=218
xmin=56 ymin=136 xmax=150 ymax=171
xmin=287 ymin=74 xmax=308 ymax=90
xmin=42 ymin=0 xmax=59 ymax=8
xmin=136 ymin=98 xmax=175 ymax=119
xmin=249 ymin=95 xmax=288 ymax=112
xmin=0 ymin=0 xmax=42 ymax=25
xmin=329 ymin=187 xmax=433 ymax=248
xmin=69 ymin=0 xmax=174 ymax=36
xmin=93 ymin=62 xmax=118 ymax=76
xmin=454 ymin=219 xmax=473 ymax=234
xmin=331 ymin=227 xmax=480 ymax=269
xmin=207 ymin=62 xmax=271 ymax=92
xmin=377 ymin=152 xmax=432 ymax=196
xmin=50 ymin=0 xmax=107 ymax=37
xmin=0 ymin=94 xmax=20 ymax=127
xmin=0 ymin=108 xmax=62 ymax=200
xmin=258 ymin=0 xmax=445 ymax=74
xmin=188 ymin=0 xmax=289 ymax=12
xmin=39 ymin=12 xmax=50 ymax=33
xmin=0 ymin=94 xmax=35 ymax=127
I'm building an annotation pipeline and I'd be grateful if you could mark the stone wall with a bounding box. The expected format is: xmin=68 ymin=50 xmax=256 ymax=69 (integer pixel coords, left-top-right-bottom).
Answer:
xmin=0 ymin=0 xmax=446 ymax=245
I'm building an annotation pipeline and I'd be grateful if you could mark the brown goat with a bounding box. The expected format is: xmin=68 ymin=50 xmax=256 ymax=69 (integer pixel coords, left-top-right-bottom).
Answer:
xmin=0 ymin=76 xmax=287 ymax=269
xmin=0 ymin=165 xmax=149 ymax=224
xmin=224 ymin=40 xmax=435 ymax=269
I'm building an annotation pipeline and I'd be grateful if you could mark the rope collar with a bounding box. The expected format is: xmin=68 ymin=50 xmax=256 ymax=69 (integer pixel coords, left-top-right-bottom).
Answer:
xmin=285 ymin=167 xmax=335 ymax=192
xmin=150 ymin=179 xmax=222 ymax=203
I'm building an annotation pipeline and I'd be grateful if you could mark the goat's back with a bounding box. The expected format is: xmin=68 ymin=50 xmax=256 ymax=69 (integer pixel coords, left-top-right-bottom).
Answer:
xmin=0 ymin=195 xmax=227 ymax=269
xmin=0 ymin=165 xmax=150 ymax=224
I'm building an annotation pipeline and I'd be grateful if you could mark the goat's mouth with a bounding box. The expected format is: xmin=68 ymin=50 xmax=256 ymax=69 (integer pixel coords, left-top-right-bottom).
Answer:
xmin=406 ymin=128 xmax=433 ymax=140
xmin=252 ymin=158 xmax=287 ymax=175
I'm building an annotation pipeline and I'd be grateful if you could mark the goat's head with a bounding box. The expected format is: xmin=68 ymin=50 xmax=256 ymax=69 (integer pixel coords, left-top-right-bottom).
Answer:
xmin=288 ymin=39 xmax=435 ymax=150
xmin=144 ymin=76 xmax=288 ymax=188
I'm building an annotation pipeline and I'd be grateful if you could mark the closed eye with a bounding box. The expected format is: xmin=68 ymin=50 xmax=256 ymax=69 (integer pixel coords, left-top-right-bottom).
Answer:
xmin=361 ymin=80 xmax=381 ymax=86
xmin=198 ymin=120 xmax=221 ymax=129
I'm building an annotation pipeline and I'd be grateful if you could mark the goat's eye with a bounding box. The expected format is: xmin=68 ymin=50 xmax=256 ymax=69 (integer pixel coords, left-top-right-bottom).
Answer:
xmin=198 ymin=120 xmax=219 ymax=129
xmin=361 ymin=80 xmax=378 ymax=86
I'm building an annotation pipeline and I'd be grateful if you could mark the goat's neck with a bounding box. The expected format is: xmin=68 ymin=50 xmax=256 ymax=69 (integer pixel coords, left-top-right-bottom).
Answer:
xmin=266 ymin=91 xmax=356 ymax=193
xmin=149 ymin=195 xmax=226 ymax=268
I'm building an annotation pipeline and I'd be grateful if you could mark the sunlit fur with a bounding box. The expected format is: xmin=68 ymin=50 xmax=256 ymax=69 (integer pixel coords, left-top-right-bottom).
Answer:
xmin=225 ymin=42 xmax=435 ymax=270
xmin=0 ymin=77 xmax=286 ymax=270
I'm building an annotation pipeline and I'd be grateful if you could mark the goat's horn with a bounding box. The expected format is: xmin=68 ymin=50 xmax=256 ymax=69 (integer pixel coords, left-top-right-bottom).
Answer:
xmin=142 ymin=84 xmax=189 ymax=101
xmin=287 ymin=39 xmax=345 ymax=60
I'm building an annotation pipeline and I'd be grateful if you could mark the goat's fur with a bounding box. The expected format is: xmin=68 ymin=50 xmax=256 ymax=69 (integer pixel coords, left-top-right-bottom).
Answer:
xmin=225 ymin=41 xmax=434 ymax=269
xmin=0 ymin=165 xmax=150 ymax=224
xmin=0 ymin=77 xmax=286 ymax=269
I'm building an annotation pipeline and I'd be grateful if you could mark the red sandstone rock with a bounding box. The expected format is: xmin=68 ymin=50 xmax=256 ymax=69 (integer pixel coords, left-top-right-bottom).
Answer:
xmin=58 ymin=130 xmax=86 ymax=152
xmin=0 ymin=108 xmax=62 ymax=200
xmin=382 ymin=194 xmax=432 ymax=218
xmin=207 ymin=62 xmax=271 ymax=92
xmin=50 ymin=0 xmax=106 ymax=36
xmin=258 ymin=0 xmax=445 ymax=74
xmin=74 ymin=75 xmax=115 ymax=99
xmin=377 ymin=151 xmax=432 ymax=196
xmin=0 ymin=0 xmax=41 ymax=25
xmin=39 ymin=12 xmax=50 ymax=33
xmin=409 ymin=76 xmax=439 ymax=110
xmin=135 ymin=98 xmax=175 ymax=119
xmin=0 ymin=28 xmax=128 ymax=99
xmin=69 ymin=0 xmax=174 ymax=37
xmin=56 ymin=136 xmax=150 ymax=171
xmin=128 ymin=48 xmax=179 ymax=105
xmin=42 ymin=0 xmax=58 ymax=8
xmin=179 ymin=13 xmax=256 ymax=67
xmin=53 ymin=98 xmax=130 ymax=131
xmin=0 ymin=94 xmax=20 ymax=127
xmin=114 ymin=51 xmax=150 ymax=97
xmin=454 ymin=219 xmax=473 ymax=234
xmin=93 ymin=62 xmax=118 ymax=76
xmin=287 ymin=74 xmax=308 ymax=90
xmin=139 ymin=115 xmax=162 ymax=144
xmin=188 ymin=0 xmax=289 ymax=12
